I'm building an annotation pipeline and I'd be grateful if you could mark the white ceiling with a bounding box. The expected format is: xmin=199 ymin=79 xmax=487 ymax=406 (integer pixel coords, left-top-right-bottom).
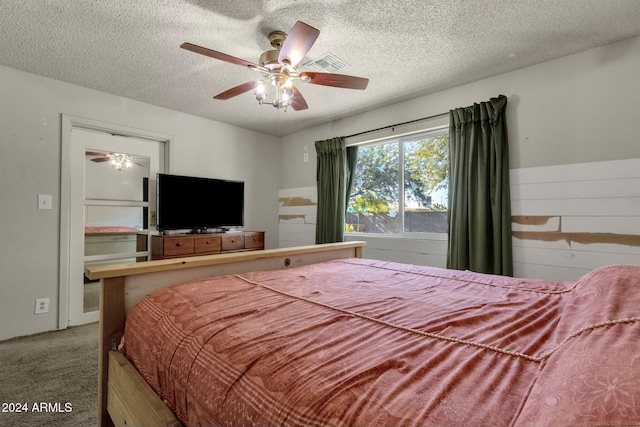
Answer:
xmin=2 ymin=1 xmax=640 ymax=137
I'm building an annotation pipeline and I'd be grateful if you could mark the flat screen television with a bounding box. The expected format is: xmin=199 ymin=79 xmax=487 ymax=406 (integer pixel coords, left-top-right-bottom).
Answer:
xmin=156 ymin=173 xmax=244 ymax=233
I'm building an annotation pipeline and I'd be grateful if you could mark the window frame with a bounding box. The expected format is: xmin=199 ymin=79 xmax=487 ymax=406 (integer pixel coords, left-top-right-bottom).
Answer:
xmin=346 ymin=125 xmax=449 ymax=240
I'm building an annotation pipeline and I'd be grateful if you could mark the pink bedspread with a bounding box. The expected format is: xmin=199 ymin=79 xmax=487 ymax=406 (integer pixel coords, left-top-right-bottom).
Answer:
xmin=84 ymin=226 xmax=140 ymax=234
xmin=122 ymin=259 xmax=640 ymax=427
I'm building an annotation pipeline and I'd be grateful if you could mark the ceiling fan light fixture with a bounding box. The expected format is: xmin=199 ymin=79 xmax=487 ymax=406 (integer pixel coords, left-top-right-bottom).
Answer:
xmin=254 ymin=75 xmax=296 ymax=111
xmin=110 ymin=153 xmax=133 ymax=171
xmin=255 ymin=82 xmax=266 ymax=101
xmin=281 ymin=89 xmax=292 ymax=103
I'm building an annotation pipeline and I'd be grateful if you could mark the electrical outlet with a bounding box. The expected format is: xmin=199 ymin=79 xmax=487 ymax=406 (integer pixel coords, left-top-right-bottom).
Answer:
xmin=35 ymin=298 xmax=49 ymax=314
xmin=303 ymin=153 xmax=309 ymax=163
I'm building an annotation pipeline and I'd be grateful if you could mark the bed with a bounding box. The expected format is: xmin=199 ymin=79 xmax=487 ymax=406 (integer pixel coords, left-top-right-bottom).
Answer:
xmin=86 ymin=242 xmax=640 ymax=427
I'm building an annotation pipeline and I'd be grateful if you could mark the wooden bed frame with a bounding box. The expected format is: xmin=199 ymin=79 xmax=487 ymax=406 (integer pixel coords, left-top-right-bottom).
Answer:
xmin=85 ymin=241 xmax=366 ymax=427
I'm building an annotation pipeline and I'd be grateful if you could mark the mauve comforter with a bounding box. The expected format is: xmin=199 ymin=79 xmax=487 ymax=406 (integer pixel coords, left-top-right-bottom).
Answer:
xmin=122 ymin=258 xmax=640 ymax=426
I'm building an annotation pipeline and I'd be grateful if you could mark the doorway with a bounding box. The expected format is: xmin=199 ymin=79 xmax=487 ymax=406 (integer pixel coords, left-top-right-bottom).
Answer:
xmin=59 ymin=116 xmax=170 ymax=328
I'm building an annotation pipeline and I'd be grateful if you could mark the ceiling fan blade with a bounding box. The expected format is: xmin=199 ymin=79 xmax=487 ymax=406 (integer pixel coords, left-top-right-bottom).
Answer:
xmin=300 ymin=72 xmax=369 ymax=90
xmin=214 ymin=81 xmax=259 ymax=100
xmin=180 ymin=43 xmax=267 ymax=72
xmin=92 ymin=158 xmax=112 ymax=163
xmin=289 ymin=85 xmax=308 ymax=111
xmin=86 ymin=151 xmax=108 ymax=156
xmin=278 ymin=21 xmax=319 ymax=67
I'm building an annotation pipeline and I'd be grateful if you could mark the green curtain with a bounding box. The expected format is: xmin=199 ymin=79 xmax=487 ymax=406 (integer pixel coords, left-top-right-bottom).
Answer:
xmin=447 ymin=95 xmax=513 ymax=276
xmin=346 ymin=145 xmax=358 ymax=206
xmin=315 ymin=137 xmax=357 ymax=244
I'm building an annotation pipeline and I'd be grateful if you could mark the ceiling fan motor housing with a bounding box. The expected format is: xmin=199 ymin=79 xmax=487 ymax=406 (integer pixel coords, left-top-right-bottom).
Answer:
xmin=259 ymin=50 xmax=281 ymax=70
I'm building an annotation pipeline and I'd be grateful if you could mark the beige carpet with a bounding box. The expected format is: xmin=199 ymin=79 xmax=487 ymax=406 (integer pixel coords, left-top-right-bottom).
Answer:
xmin=0 ymin=322 xmax=99 ymax=427
xmin=84 ymin=281 xmax=100 ymax=313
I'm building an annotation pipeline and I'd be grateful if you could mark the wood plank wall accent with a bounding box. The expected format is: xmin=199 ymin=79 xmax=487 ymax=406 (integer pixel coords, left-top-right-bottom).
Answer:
xmin=278 ymin=158 xmax=640 ymax=281
xmin=510 ymin=158 xmax=640 ymax=280
xmin=279 ymin=186 xmax=317 ymax=248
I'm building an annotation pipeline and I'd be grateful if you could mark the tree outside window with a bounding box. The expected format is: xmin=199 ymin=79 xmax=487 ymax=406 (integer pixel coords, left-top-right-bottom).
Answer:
xmin=347 ymin=129 xmax=449 ymax=234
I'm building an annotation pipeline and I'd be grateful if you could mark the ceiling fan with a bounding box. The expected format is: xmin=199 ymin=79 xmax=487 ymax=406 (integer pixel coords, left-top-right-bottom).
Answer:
xmin=86 ymin=151 xmax=144 ymax=170
xmin=180 ymin=21 xmax=369 ymax=111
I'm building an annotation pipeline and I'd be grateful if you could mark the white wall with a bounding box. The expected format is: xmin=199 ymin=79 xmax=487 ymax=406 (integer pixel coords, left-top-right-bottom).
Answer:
xmin=0 ymin=66 xmax=280 ymax=341
xmin=278 ymin=36 xmax=640 ymax=276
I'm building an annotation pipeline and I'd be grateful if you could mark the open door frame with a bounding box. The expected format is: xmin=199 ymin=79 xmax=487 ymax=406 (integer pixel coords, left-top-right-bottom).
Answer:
xmin=59 ymin=115 xmax=172 ymax=330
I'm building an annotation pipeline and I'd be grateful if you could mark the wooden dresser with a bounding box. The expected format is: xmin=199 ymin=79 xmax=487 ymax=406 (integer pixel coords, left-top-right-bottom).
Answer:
xmin=151 ymin=231 xmax=264 ymax=260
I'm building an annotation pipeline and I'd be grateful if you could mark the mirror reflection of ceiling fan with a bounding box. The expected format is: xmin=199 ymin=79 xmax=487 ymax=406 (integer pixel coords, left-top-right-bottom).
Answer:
xmin=180 ymin=21 xmax=369 ymax=111
xmin=86 ymin=151 xmax=145 ymax=171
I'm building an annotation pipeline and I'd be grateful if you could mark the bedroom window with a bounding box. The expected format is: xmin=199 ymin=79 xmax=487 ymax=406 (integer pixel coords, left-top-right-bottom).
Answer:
xmin=347 ymin=128 xmax=449 ymax=235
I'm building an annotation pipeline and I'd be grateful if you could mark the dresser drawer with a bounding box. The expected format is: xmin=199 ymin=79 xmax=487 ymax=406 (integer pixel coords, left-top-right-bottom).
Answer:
xmin=162 ymin=236 xmax=194 ymax=256
xmin=151 ymin=231 xmax=264 ymax=260
xmin=244 ymin=232 xmax=264 ymax=250
xmin=221 ymin=234 xmax=245 ymax=251
xmin=194 ymin=235 xmax=221 ymax=254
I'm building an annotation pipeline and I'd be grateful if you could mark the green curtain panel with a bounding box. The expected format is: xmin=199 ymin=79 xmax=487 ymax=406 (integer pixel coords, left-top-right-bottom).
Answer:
xmin=315 ymin=137 xmax=357 ymax=244
xmin=447 ymin=95 xmax=513 ymax=276
xmin=345 ymin=145 xmax=358 ymax=207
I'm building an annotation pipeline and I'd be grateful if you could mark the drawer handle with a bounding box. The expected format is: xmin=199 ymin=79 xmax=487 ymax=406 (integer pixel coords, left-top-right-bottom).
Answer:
xmin=252 ymin=237 xmax=257 ymax=241
xmin=206 ymin=240 xmax=211 ymax=244
xmin=231 ymin=239 xmax=236 ymax=243
xmin=176 ymin=242 xmax=182 ymax=247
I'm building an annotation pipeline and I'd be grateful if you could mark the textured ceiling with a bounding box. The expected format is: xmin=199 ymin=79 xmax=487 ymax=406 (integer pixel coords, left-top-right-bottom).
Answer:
xmin=2 ymin=1 xmax=640 ymax=137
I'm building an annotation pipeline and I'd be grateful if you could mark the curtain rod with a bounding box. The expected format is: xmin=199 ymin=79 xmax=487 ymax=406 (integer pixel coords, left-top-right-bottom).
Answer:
xmin=344 ymin=111 xmax=449 ymax=139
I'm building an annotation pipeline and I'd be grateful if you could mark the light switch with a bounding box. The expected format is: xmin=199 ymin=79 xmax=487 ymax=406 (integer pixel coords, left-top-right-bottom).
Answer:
xmin=38 ymin=194 xmax=52 ymax=210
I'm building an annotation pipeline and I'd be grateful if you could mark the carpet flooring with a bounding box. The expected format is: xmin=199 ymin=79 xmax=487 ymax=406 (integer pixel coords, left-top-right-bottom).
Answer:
xmin=0 ymin=322 xmax=99 ymax=427
xmin=84 ymin=281 xmax=100 ymax=313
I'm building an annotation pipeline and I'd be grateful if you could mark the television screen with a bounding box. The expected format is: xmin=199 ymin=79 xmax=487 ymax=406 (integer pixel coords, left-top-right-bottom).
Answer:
xmin=156 ymin=173 xmax=244 ymax=232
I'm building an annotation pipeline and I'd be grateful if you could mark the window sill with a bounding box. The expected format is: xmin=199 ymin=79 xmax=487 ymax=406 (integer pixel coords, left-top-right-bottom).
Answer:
xmin=345 ymin=232 xmax=447 ymax=242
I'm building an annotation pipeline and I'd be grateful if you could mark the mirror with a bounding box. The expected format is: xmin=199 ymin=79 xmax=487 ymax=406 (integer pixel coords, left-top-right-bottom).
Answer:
xmin=83 ymin=149 xmax=150 ymax=312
